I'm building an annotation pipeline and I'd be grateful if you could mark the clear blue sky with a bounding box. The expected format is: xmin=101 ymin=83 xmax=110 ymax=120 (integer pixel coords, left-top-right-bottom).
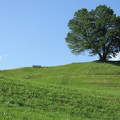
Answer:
xmin=0 ymin=0 xmax=119 ymax=69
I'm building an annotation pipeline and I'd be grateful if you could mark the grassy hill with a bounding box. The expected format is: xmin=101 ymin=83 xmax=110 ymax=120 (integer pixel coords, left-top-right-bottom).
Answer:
xmin=0 ymin=62 xmax=120 ymax=120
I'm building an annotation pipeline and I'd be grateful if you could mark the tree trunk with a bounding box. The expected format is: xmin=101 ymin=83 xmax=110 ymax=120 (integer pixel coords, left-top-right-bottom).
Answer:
xmin=98 ymin=53 xmax=107 ymax=62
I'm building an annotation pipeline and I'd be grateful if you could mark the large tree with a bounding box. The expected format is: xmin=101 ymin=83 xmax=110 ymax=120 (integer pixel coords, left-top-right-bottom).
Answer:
xmin=66 ymin=5 xmax=120 ymax=61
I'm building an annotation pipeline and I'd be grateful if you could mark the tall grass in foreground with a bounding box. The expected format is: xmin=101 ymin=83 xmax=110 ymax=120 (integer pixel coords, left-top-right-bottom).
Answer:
xmin=0 ymin=62 xmax=120 ymax=119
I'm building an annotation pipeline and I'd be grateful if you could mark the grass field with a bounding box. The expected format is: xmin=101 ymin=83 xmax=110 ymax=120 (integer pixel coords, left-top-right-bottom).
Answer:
xmin=0 ymin=62 xmax=120 ymax=120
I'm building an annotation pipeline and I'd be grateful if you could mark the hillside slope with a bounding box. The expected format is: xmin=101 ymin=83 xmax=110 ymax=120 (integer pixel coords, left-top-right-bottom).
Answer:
xmin=0 ymin=62 xmax=120 ymax=120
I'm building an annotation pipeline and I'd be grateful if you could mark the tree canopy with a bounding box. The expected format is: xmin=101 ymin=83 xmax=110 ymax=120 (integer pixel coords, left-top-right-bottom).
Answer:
xmin=66 ymin=5 xmax=120 ymax=61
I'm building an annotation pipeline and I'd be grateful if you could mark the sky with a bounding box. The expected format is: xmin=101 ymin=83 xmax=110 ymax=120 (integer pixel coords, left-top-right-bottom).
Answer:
xmin=0 ymin=0 xmax=120 ymax=69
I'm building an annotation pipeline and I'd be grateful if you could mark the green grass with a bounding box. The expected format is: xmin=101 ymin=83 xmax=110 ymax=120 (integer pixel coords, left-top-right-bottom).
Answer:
xmin=0 ymin=62 xmax=120 ymax=120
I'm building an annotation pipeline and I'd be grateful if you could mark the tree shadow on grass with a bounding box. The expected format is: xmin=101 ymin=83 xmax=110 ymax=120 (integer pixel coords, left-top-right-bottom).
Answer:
xmin=94 ymin=60 xmax=120 ymax=66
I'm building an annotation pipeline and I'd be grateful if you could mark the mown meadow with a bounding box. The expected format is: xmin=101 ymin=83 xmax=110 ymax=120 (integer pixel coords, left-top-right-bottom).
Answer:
xmin=0 ymin=62 xmax=120 ymax=120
